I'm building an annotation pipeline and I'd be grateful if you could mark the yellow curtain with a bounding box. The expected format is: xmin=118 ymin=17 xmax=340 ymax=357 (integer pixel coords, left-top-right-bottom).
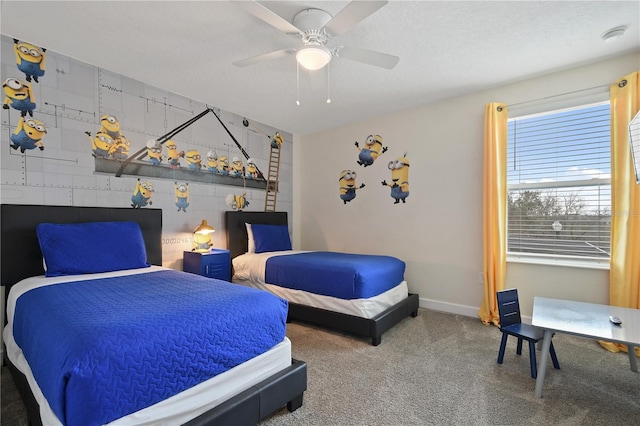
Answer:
xmin=479 ymin=102 xmax=508 ymax=325
xmin=600 ymin=72 xmax=640 ymax=356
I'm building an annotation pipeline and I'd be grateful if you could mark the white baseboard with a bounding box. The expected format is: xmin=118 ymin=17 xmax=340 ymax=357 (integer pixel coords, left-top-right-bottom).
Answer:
xmin=417 ymin=296 xmax=533 ymax=324
xmin=419 ymin=297 xmax=479 ymax=318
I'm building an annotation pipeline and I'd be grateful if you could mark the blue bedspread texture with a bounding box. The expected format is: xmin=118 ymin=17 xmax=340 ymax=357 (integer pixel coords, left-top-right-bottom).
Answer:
xmin=265 ymin=251 xmax=405 ymax=299
xmin=13 ymin=270 xmax=288 ymax=426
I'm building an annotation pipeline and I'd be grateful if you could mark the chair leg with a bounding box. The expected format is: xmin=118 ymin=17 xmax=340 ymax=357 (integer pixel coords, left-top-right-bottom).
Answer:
xmin=516 ymin=338 xmax=523 ymax=355
xmin=528 ymin=340 xmax=537 ymax=379
xmin=549 ymin=341 xmax=560 ymax=370
xmin=497 ymin=333 xmax=508 ymax=364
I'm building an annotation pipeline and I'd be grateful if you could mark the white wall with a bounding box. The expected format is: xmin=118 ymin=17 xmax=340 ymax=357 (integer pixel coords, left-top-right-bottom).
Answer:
xmin=293 ymin=52 xmax=639 ymax=319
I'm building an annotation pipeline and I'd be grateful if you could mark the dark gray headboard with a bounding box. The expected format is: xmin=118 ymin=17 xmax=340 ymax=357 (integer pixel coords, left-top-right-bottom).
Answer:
xmin=225 ymin=211 xmax=288 ymax=260
xmin=1 ymin=205 xmax=163 ymax=293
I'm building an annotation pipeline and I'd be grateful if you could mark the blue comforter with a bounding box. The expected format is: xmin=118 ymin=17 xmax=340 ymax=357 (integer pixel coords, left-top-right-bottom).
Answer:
xmin=265 ymin=251 xmax=405 ymax=299
xmin=12 ymin=269 xmax=288 ymax=426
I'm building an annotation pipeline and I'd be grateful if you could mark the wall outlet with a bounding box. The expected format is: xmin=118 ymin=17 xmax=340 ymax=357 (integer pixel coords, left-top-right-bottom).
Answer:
xmin=478 ymin=272 xmax=484 ymax=284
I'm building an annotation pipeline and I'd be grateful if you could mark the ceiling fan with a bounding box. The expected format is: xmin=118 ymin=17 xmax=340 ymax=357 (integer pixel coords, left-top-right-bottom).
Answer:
xmin=233 ymin=0 xmax=399 ymax=71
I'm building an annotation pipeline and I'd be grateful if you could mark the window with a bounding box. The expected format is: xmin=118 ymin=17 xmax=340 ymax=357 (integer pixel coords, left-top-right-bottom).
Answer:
xmin=507 ymin=102 xmax=611 ymax=261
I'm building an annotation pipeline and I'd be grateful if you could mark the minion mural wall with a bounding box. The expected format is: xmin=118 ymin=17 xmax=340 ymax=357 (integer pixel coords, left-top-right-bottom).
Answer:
xmin=1 ymin=35 xmax=293 ymax=266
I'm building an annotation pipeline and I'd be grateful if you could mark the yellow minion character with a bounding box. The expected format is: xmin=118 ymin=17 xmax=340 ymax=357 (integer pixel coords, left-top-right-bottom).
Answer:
xmin=246 ymin=158 xmax=258 ymax=179
xmin=131 ymin=179 xmax=154 ymax=208
xmin=13 ymin=39 xmax=46 ymax=83
xmin=85 ymin=131 xmax=115 ymax=158
xmin=175 ymin=182 xmax=189 ymax=212
xmin=166 ymin=139 xmax=185 ymax=169
xmin=355 ymin=134 xmax=387 ymax=167
xmin=3 ymin=78 xmax=36 ymax=117
xmin=217 ymin=156 xmax=230 ymax=175
xmin=99 ymin=115 xmax=121 ymax=139
xmin=185 ymin=149 xmax=202 ymax=171
xmin=232 ymin=156 xmax=244 ymax=177
xmin=226 ymin=193 xmax=249 ymax=211
xmin=381 ymin=153 xmax=410 ymax=204
xmin=109 ymin=134 xmax=131 ymax=161
xmin=339 ymin=170 xmax=365 ymax=204
xmin=271 ymin=131 xmax=283 ymax=149
xmin=146 ymin=139 xmax=164 ymax=165
xmin=206 ymin=150 xmax=218 ymax=173
xmin=10 ymin=116 xmax=47 ymax=152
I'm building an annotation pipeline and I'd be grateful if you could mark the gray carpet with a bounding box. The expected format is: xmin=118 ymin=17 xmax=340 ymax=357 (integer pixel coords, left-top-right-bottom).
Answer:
xmin=2 ymin=309 xmax=639 ymax=425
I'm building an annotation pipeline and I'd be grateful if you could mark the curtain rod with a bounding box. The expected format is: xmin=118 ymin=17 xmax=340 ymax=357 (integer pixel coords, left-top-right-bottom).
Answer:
xmin=507 ymin=82 xmax=611 ymax=109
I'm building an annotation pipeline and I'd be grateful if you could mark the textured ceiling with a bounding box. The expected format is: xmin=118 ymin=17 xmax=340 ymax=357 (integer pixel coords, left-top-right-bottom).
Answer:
xmin=1 ymin=1 xmax=638 ymax=135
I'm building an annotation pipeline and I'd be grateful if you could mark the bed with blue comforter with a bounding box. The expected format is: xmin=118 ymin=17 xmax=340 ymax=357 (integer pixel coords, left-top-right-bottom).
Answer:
xmin=12 ymin=269 xmax=287 ymax=426
xmin=226 ymin=211 xmax=420 ymax=346
xmin=1 ymin=205 xmax=307 ymax=426
xmin=265 ymin=251 xmax=406 ymax=299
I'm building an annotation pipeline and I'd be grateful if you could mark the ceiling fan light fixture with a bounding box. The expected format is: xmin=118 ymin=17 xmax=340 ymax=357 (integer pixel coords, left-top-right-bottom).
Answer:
xmin=296 ymin=46 xmax=331 ymax=70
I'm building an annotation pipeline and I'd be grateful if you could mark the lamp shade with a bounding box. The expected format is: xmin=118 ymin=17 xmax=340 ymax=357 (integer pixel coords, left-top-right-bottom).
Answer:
xmin=193 ymin=219 xmax=215 ymax=235
xmin=296 ymin=46 xmax=331 ymax=71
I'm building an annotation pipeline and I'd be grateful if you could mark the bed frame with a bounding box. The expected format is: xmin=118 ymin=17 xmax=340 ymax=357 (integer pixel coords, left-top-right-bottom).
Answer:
xmin=225 ymin=211 xmax=419 ymax=346
xmin=1 ymin=204 xmax=306 ymax=426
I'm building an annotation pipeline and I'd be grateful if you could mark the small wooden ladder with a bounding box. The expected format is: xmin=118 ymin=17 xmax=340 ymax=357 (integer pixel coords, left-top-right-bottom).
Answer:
xmin=264 ymin=143 xmax=281 ymax=211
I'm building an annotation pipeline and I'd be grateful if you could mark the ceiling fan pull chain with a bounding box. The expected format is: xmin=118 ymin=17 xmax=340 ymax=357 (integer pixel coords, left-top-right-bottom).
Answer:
xmin=327 ymin=63 xmax=332 ymax=104
xmin=296 ymin=61 xmax=301 ymax=106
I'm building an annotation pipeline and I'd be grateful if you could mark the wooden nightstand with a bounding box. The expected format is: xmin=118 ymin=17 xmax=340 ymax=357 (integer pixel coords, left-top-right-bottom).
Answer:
xmin=183 ymin=249 xmax=231 ymax=281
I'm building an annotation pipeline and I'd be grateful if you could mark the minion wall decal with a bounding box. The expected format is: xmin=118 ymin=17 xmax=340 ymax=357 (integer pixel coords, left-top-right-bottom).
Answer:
xmin=185 ymin=149 xmax=202 ymax=171
xmin=174 ymin=182 xmax=189 ymax=212
xmin=86 ymin=116 xmax=136 ymax=161
xmin=99 ymin=115 xmax=121 ymax=139
xmin=166 ymin=139 xmax=185 ymax=169
xmin=231 ymin=156 xmax=244 ymax=177
xmin=131 ymin=178 xmax=154 ymax=208
xmin=146 ymin=139 xmax=164 ymax=165
xmin=382 ymin=153 xmax=410 ymax=204
xmin=226 ymin=193 xmax=249 ymax=211
xmin=110 ymin=135 xmax=131 ymax=160
xmin=339 ymin=170 xmax=365 ymax=204
xmin=3 ymin=78 xmax=36 ymax=117
xmin=86 ymin=131 xmax=114 ymax=158
xmin=355 ymin=135 xmax=387 ymax=167
xmin=271 ymin=131 xmax=283 ymax=149
xmin=246 ymin=158 xmax=258 ymax=179
xmin=206 ymin=150 xmax=218 ymax=173
xmin=13 ymin=39 xmax=46 ymax=83
xmin=10 ymin=116 xmax=46 ymax=152
xmin=217 ymin=156 xmax=230 ymax=175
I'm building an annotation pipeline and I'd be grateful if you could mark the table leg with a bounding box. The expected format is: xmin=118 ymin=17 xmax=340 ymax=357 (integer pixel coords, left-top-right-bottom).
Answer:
xmin=628 ymin=345 xmax=638 ymax=373
xmin=535 ymin=329 xmax=553 ymax=398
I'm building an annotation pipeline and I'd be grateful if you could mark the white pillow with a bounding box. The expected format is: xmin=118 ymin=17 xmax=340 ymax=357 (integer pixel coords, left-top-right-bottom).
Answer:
xmin=246 ymin=223 xmax=255 ymax=253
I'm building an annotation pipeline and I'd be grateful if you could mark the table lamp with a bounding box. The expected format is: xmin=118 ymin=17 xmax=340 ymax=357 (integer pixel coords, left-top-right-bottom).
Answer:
xmin=193 ymin=219 xmax=215 ymax=252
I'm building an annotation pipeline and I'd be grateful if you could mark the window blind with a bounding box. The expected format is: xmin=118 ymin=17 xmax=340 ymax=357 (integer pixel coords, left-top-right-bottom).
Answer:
xmin=507 ymin=102 xmax=611 ymax=259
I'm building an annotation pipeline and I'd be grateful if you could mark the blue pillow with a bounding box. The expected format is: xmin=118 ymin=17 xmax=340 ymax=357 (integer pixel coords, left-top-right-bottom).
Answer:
xmin=37 ymin=221 xmax=150 ymax=277
xmin=251 ymin=224 xmax=292 ymax=254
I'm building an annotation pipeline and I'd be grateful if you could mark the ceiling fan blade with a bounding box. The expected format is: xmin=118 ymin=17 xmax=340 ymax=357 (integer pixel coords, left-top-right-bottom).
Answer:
xmin=323 ymin=0 xmax=388 ymax=37
xmin=240 ymin=1 xmax=301 ymax=35
xmin=233 ymin=49 xmax=295 ymax=67
xmin=335 ymin=46 xmax=399 ymax=70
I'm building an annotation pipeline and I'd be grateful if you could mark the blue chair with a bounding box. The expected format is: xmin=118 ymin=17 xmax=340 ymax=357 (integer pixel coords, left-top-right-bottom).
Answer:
xmin=496 ymin=289 xmax=560 ymax=379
